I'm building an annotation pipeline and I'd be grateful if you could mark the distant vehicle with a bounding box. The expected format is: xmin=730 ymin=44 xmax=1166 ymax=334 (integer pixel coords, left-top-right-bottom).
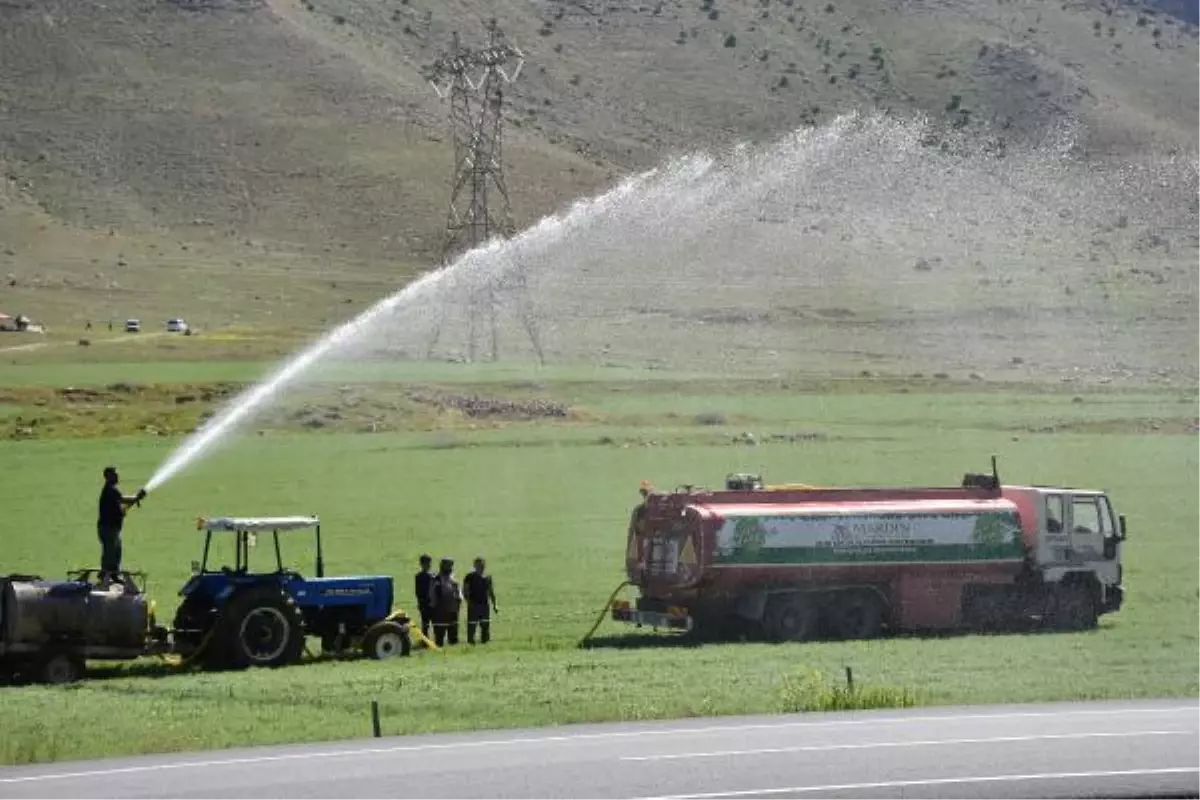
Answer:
xmin=124 ymin=319 xmax=141 ymax=333
xmin=166 ymin=318 xmax=189 ymax=333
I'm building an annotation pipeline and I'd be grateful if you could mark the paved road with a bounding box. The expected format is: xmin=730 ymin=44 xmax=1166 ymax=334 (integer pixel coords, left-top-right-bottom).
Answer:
xmin=1 ymin=700 xmax=1196 ymax=798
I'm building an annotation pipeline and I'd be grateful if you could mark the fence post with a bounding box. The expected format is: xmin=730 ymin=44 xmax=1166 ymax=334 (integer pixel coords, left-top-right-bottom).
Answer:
xmin=371 ymin=700 xmax=382 ymax=738
xmin=845 ymin=666 xmax=854 ymax=693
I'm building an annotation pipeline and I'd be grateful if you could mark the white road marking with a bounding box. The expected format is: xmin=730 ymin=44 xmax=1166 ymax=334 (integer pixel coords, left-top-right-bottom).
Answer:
xmin=0 ymin=704 xmax=1195 ymax=784
xmin=620 ymin=729 xmax=1192 ymax=761
xmin=643 ymin=767 xmax=1200 ymax=799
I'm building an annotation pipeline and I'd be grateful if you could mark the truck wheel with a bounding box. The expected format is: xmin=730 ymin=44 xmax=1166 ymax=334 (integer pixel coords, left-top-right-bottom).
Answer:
xmin=765 ymin=595 xmax=819 ymax=642
xmin=39 ymin=653 xmax=84 ymax=685
xmin=831 ymin=592 xmax=884 ymax=640
xmin=362 ymin=621 xmax=411 ymax=659
xmin=219 ymin=586 xmax=305 ymax=669
xmin=1051 ymin=585 xmax=1097 ymax=631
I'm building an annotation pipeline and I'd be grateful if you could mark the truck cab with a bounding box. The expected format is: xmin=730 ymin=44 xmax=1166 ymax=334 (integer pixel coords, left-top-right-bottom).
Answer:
xmin=1015 ymin=486 xmax=1125 ymax=615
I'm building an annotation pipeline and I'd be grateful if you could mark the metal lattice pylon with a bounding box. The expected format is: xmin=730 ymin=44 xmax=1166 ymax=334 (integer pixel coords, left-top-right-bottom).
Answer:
xmin=423 ymin=19 xmax=545 ymax=364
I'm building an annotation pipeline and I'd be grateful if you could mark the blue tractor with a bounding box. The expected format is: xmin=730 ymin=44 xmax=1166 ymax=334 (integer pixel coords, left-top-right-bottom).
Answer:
xmin=172 ymin=516 xmax=411 ymax=670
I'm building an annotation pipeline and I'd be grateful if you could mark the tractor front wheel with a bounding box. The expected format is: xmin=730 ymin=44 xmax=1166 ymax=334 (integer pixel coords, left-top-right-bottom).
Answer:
xmin=362 ymin=621 xmax=411 ymax=660
xmin=218 ymin=587 xmax=305 ymax=670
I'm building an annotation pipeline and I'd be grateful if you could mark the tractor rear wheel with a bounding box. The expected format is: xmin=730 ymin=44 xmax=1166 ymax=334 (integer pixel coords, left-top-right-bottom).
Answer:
xmin=765 ymin=594 xmax=819 ymax=642
xmin=218 ymin=586 xmax=305 ymax=669
xmin=362 ymin=621 xmax=411 ymax=660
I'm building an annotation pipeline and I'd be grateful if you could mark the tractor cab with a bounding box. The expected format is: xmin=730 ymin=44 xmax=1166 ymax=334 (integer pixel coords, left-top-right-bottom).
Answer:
xmin=173 ymin=515 xmax=405 ymax=670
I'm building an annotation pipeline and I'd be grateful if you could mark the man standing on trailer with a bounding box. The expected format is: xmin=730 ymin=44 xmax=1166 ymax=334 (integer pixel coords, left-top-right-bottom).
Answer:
xmin=97 ymin=466 xmax=145 ymax=585
xmin=414 ymin=554 xmax=435 ymax=643
xmin=464 ymin=557 xmax=498 ymax=645
xmin=430 ymin=558 xmax=462 ymax=647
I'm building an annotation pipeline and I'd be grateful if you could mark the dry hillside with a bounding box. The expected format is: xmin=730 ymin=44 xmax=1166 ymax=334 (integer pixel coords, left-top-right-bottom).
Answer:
xmin=0 ymin=0 xmax=1195 ymax=374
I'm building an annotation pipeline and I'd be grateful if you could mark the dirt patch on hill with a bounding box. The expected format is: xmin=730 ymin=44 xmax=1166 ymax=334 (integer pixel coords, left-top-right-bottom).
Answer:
xmin=2 ymin=381 xmax=580 ymax=439
xmin=1025 ymin=417 xmax=1199 ymax=435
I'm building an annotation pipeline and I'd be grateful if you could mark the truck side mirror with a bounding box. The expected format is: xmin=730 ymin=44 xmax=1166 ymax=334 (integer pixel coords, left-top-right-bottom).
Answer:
xmin=1118 ymin=514 xmax=1127 ymax=541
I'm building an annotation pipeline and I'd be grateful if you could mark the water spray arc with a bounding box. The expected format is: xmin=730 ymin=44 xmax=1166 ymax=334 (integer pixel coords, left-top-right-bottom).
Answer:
xmin=423 ymin=18 xmax=545 ymax=365
xmin=137 ymin=111 xmax=1195 ymax=495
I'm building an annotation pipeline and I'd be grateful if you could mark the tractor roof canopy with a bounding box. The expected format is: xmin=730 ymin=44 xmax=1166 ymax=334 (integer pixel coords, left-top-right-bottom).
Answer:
xmin=197 ymin=516 xmax=319 ymax=533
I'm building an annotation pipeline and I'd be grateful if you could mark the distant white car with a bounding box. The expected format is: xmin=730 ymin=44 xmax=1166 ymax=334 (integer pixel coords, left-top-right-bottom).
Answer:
xmin=166 ymin=318 xmax=189 ymax=333
xmin=125 ymin=319 xmax=141 ymax=333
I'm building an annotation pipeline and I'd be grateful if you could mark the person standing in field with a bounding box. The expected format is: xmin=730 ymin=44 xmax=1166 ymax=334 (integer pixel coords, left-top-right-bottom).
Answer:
xmin=430 ymin=558 xmax=462 ymax=647
xmin=97 ymin=466 xmax=145 ymax=585
xmin=414 ymin=554 xmax=434 ymax=643
xmin=464 ymin=557 xmax=498 ymax=645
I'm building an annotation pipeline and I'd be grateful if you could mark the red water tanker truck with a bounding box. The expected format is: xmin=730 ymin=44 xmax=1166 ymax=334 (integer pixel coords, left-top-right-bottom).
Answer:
xmin=612 ymin=462 xmax=1126 ymax=640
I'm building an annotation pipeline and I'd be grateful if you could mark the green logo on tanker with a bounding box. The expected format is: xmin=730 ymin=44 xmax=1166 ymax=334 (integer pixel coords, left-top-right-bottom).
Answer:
xmin=972 ymin=511 xmax=1022 ymax=548
xmin=731 ymin=517 xmax=769 ymax=557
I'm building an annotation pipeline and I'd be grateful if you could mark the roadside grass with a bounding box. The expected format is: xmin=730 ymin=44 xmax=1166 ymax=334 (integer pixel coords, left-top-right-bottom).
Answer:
xmin=778 ymin=667 xmax=924 ymax=713
xmin=0 ymin=378 xmax=1195 ymax=764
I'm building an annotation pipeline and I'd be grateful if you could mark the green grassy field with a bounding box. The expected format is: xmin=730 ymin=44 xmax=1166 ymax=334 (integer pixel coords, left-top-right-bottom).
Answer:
xmin=1 ymin=365 xmax=1196 ymax=765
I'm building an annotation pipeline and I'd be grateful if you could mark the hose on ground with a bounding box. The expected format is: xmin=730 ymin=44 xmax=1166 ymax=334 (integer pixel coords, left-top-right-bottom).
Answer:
xmin=577 ymin=580 xmax=630 ymax=648
xmin=387 ymin=607 xmax=439 ymax=651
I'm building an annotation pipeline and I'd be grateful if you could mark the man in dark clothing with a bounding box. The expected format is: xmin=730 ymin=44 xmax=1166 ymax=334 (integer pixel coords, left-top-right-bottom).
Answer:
xmin=97 ymin=466 xmax=145 ymax=584
xmin=429 ymin=558 xmax=461 ymax=647
xmin=464 ymin=557 xmax=498 ymax=645
xmin=414 ymin=554 xmax=434 ymax=642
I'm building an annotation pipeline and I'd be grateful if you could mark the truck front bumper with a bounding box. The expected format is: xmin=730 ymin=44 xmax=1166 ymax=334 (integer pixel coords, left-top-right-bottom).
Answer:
xmin=1101 ymin=584 xmax=1124 ymax=614
xmin=611 ymin=601 xmax=693 ymax=632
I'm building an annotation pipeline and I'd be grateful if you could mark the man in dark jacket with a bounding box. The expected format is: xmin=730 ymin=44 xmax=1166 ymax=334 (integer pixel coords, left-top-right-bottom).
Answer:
xmin=97 ymin=466 xmax=145 ymax=584
xmin=463 ymin=557 xmax=498 ymax=645
xmin=429 ymin=558 xmax=461 ymax=647
xmin=414 ymin=554 xmax=434 ymax=642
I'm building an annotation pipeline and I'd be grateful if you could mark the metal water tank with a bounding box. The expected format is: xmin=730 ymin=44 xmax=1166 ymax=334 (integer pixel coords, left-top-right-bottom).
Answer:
xmin=3 ymin=579 xmax=148 ymax=649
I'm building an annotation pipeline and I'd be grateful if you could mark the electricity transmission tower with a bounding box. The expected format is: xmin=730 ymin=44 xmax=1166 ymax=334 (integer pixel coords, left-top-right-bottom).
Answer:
xmin=423 ymin=19 xmax=545 ymax=364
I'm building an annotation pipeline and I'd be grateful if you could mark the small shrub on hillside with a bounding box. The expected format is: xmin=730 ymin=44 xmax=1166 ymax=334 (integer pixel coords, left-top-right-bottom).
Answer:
xmin=724 ymin=33 xmax=737 ymax=47
xmin=778 ymin=668 xmax=923 ymax=713
xmin=694 ymin=412 xmax=727 ymax=426
xmin=331 ymin=14 xmax=345 ymax=24
xmin=824 ymin=2 xmax=834 ymax=11
xmin=709 ymin=9 xmax=719 ymax=19
xmin=945 ymin=93 xmax=962 ymax=111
